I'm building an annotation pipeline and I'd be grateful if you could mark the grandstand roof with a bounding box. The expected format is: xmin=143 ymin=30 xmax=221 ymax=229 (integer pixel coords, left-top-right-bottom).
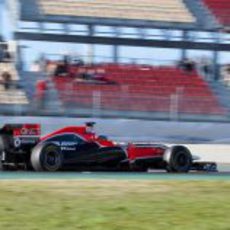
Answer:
xmin=18 ymin=0 xmax=220 ymax=31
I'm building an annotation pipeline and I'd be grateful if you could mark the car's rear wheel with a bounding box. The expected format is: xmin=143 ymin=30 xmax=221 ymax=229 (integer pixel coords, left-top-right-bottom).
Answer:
xmin=166 ymin=146 xmax=192 ymax=173
xmin=0 ymin=136 xmax=5 ymax=171
xmin=0 ymin=154 xmax=3 ymax=171
xmin=31 ymin=143 xmax=63 ymax=172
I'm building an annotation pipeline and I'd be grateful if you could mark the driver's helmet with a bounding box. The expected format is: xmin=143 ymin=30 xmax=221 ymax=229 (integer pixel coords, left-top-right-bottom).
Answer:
xmin=85 ymin=122 xmax=95 ymax=133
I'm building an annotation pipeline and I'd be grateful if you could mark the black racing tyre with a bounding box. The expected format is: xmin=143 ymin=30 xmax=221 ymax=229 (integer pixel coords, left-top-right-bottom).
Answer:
xmin=0 ymin=154 xmax=3 ymax=171
xmin=31 ymin=143 xmax=63 ymax=172
xmin=0 ymin=158 xmax=7 ymax=171
xmin=0 ymin=136 xmax=5 ymax=171
xmin=166 ymin=146 xmax=192 ymax=173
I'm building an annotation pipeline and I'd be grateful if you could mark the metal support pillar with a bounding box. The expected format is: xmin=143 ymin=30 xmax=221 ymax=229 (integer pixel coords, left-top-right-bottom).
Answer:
xmin=17 ymin=43 xmax=27 ymax=71
xmin=113 ymin=27 xmax=121 ymax=63
xmin=137 ymin=28 xmax=146 ymax=39
xmin=213 ymin=50 xmax=219 ymax=81
xmin=87 ymin=25 xmax=95 ymax=64
xmin=38 ymin=22 xmax=45 ymax=32
xmin=213 ymin=33 xmax=220 ymax=81
xmin=162 ymin=29 xmax=172 ymax=41
xmin=113 ymin=45 xmax=119 ymax=63
xmin=181 ymin=30 xmax=188 ymax=60
xmin=63 ymin=23 xmax=70 ymax=34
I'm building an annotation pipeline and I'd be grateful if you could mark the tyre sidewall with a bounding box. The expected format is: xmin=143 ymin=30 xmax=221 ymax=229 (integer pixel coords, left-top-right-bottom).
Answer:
xmin=0 ymin=136 xmax=4 ymax=171
xmin=31 ymin=143 xmax=63 ymax=172
xmin=169 ymin=146 xmax=192 ymax=173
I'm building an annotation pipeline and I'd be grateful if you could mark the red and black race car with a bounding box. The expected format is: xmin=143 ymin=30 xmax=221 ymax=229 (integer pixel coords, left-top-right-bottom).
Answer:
xmin=0 ymin=122 xmax=217 ymax=172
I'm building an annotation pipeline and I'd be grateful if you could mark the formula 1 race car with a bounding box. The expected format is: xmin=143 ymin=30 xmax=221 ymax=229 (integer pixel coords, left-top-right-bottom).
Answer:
xmin=0 ymin=122 xmax=217 ymax=172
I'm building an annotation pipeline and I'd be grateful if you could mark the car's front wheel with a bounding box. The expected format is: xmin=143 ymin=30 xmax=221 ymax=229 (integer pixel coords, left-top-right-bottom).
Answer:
xmin=31 ymin=143 xmax=63 ymax=172
xmin=166 ymin=146 xmax=192 ymax=173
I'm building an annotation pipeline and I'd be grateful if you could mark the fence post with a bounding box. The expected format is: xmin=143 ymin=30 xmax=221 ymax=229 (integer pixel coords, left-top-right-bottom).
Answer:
xmin=170 ymin=94 xmax=179 ymax=121
xmin=121 ymin=84 xmax=129 ymax=109
xmin=92 ymin=90 xmax=101 ymax=117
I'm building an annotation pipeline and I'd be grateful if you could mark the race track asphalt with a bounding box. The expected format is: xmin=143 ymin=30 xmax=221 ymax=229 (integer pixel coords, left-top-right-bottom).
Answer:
xmin=0 ymin=171 xmax=229 ymax=181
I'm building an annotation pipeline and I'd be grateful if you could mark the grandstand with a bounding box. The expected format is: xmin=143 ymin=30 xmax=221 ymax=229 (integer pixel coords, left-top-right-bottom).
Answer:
xmin=1 ymin=0 xmax=230 ymax=120
xmin=203 ymin=0 xmax=230 ymax=28
xmin=52 ymin=63 xmax=226 ymax=116
xmin=38 ymin=0 xmax=195 ymax=23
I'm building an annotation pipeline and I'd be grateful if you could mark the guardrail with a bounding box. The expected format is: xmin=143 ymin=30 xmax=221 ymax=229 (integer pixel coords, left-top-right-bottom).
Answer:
xmin=0 ymin=87 xmax=222 ymax=122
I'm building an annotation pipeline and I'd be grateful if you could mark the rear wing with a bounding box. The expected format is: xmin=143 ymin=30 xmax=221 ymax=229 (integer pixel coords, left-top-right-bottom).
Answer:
xmin=0 ymin=124 xmax=41 ymax=137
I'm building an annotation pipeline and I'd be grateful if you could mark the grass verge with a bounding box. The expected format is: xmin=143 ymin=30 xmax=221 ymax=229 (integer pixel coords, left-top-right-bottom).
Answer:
xmin=0 ymin=180 xmax=229 ymax=230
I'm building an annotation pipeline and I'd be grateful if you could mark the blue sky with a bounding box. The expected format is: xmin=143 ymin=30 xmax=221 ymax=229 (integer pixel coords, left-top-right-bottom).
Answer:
xmin=0 ymin=0 xmax=230 ymax=70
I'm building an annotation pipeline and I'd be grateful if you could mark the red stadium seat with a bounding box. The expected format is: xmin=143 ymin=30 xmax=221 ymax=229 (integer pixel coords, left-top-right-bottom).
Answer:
xmin=203 ymin=0 xmax=230 ymax=26
xmin=52 ymin=64 xmax=226 ymax=116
